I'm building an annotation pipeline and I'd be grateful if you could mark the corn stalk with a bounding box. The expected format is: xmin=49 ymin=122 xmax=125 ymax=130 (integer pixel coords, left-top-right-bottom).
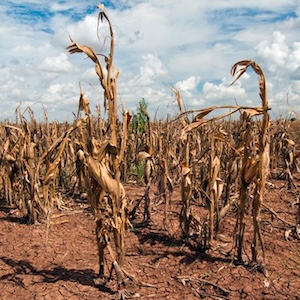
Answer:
xmin=67 ymin=4 xmax=130 ymax=294
xmin=135 ymin=106 xmax=154 ymax=222
xmin=179 ymin=61 xmax=270 ymax=262
xmin=231 ymin=60 xmax=270 ymax=272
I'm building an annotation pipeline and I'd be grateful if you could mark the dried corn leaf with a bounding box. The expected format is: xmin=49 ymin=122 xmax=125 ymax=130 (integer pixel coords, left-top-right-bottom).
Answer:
xmin=193 ymin=107 xmax=216 ymax=121
xmin=181 ymin=166 xmax=191 ymax=176
xmin=137 ymin=151 xmax=151 ymax=160
xmin=242 ymin=157 xmax=258 ymax=185
xmin=231 ymin=60 xmax=267 ymax=107
xmin=218 ymin=126 xmax=228 ymax=136
xmin=145 ymin=157 xmax=154 ymax=184
xmin=87 ymin=156 xmax=124 ymax=198
xmin=4 ymin=154 xmax=16 ymax=163
xmin=259 ymin=143 xmax=270 ymax=183
xmin=285 ymin=138 xmax=295 ymax=147
xmin=211 ymin=156 xmax=220 ymax=184
xmin=3 ymin=139 xmax=10 ymax=154
xmin=213 ymin=178 xmax=224 ymax=202
xmin=242 ymin=108 xmax=264 ymax=118
xmin=67 ymin=39 xmax=99 ymax=63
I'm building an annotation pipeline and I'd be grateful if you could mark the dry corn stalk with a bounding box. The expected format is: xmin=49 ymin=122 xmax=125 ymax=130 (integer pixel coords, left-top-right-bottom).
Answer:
xmin=179 ymin=61 xmax=270 ymax=264
xmin=181 ymin=164 xmax=192 ymax=238
xmin=154 ymin=116 xmax=173 ymax=229
xmin=67 ymin=5 xmax=129 ymax=295
xmin=136 ymin=151 xmax=154 ymax=221
xmin=169 ymin=87 xmax=206 ymax=240
xmin=170 ymin=87 xmax=195 ymax=238
xmin=283 ymin=138 xmax=297 ymax=189
xmin=1 ymin=113 xmax=47 ymax=224
xmin=231 ymin=60 xmax=270 ymax=271
xmin=207 ymin=136 xmax=221 ymax=242
xmin=135 ymin=105 xmax=154 ymax=222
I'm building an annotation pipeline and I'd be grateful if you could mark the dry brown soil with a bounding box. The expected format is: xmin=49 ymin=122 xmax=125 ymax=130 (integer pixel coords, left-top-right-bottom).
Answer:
xmin=0 ymin=177 xmax=300 ymax=300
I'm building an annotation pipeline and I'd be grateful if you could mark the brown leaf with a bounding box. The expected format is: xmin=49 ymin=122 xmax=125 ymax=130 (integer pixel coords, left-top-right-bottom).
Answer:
xmin=181 ymin=166 xmax=191 ymax=176
xmin=67 ymin=40 xmax=99 ymax=63
xmin=242 ymin=108 xmax=263 ymax=118
xmin=231 ymin=60 xmax=268 ymax=108
xmin=242 ymin=157 xmax=259 ymax=185
xmin=193 ymin=107 xmax=216 ymax=121
xmin=137 ymin=151 xmax=151 ymax=160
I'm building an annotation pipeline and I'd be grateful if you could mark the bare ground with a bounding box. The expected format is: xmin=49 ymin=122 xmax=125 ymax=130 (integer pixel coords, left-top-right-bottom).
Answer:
xmin=0 ymin=177 xmax=299 ymax=300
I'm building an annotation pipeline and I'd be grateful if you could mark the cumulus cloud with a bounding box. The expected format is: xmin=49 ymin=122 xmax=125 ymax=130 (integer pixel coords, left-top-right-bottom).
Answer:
xmin=132 ymin=54 xmax=167 ymax=86
xmin=255 ymin=31 xmax=300 ymax=114
xmin=39 ymin=53 xmax=74 ymax=73
xmin=174 ymin=76 xmax=200 ymax=97
xmin=256 ymin=32 xmax=289 ymax=72
xmin=0 ymin=0 xmax=299 ymax=120
xmin=203 ymin=78 xmax=246 ymax=101
xmin=256 ymin=32 xmax=300 ymax=74
xmin=287 ymin=42 xmax=300 ymax=73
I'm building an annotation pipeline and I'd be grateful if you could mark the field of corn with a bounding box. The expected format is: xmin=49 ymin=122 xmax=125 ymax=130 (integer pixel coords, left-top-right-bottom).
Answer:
xmin=0 ymin=6 xmax=300 ymax=300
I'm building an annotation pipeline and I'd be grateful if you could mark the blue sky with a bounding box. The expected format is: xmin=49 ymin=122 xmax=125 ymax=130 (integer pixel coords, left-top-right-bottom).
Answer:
xmin=0 ymin=0 xmax=299 ymax=121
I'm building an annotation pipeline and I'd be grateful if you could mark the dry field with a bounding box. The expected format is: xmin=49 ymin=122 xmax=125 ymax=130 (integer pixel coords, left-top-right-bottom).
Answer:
xmin=1 ymin=5 xmax=300 ymax=300
xmin=0 ymin=176 xmax=300 ymax=300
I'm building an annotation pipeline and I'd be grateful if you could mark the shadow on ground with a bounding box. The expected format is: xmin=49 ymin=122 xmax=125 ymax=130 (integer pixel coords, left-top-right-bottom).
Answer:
xmin=0 ymin=256 xmax=114 ymax=294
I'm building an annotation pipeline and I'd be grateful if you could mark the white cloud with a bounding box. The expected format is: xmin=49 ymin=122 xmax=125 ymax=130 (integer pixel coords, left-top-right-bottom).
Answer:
xmin=175 ymin=76 xmax=200 ymax=97
xmin=50 ymin=2 xmax=77 ymax=12
xmin=133 ymin=54 xmax=167 ymax=86
xmin=0 ymin=0 xmax=299 ymax=120
xmin=287 ymin=42 xmax=300 ymax=73
xmin=256 ymin=31 xmax=300 ymax=75
xmin=203 ymin=78 xmax=246 ymax=99
xmin=254 ymin=30 xmax=300 ymax=115
xmin=256 ymin=31 xmax=289 ymax=72
xmin=39 ymin=53 xmax=74 ymax=73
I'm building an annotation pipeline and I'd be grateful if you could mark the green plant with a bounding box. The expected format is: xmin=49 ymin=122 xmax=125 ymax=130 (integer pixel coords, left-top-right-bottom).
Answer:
xmin=131 ymin=98 xmax=148 ymax=136
xmin=136 ymin=160 xmax=146 ymax=185
xmin=128 ymin=161 xmax=146 ymax=185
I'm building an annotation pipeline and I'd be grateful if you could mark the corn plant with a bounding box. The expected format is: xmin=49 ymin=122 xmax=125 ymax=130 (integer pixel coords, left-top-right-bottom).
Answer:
xmin=178 ymin=61 xmax=271 ymax=273
xmin=230 ymin=61 xmax=270 ymax=272
xmin=66 ymin=5 xmax=130 ymax=296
